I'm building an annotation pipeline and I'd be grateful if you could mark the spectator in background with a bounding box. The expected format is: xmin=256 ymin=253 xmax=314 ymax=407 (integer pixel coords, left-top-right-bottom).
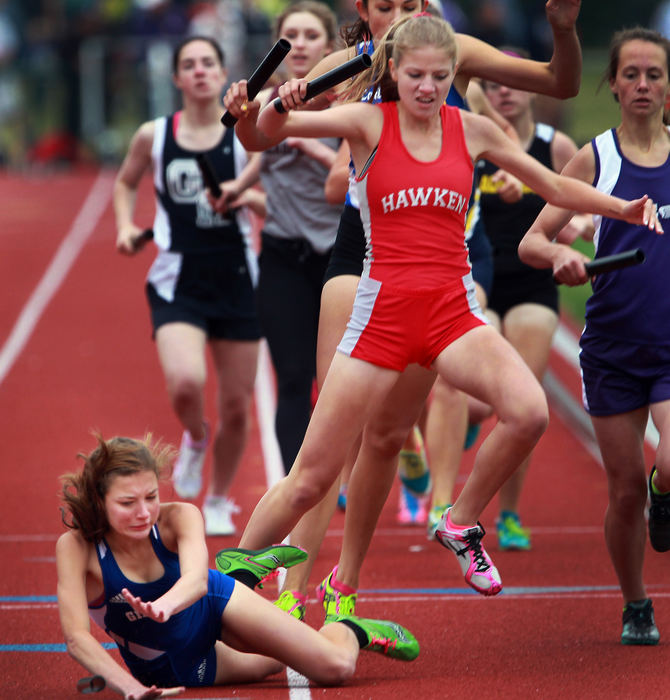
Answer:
xmin=188 ymin=0 xmax=272 ymax=83
xmin=0 ymin=0 xmax=22 ymax=165
xmin=471 ymin=0 xmax=524 ymax=48
xmin=652 ymin=1 xmax=670 ymax=39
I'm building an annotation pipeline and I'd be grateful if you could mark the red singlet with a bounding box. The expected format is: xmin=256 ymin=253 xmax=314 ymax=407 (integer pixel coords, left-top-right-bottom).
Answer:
xmin=338 ymin=102 xmax=487 ymax=371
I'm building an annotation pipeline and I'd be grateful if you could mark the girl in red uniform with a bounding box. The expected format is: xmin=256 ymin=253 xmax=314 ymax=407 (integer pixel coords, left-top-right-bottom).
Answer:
xmin=224 ymin=14 xmax=660 ymax=596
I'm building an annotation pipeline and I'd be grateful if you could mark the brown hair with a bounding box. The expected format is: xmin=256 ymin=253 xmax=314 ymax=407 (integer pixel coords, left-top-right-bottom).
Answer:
xmin=341 ymin=0 xmax=372 ymax=47
xmin=172 ymin=35 xmax=225 ymax=74
xmin=60 ymin=434 xmax=174 ymax=543
xmin=275 ymin=1 xmax=339 ymax=46
xmin=600 ymin=27 xmax=670 ymax=100
xmin=346 ymin=14 xmax=458 ymax=103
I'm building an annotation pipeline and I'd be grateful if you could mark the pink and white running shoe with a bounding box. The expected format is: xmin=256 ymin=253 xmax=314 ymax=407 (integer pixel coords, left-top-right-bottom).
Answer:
xmin=435 ymin=507 xmax=502 ymax=596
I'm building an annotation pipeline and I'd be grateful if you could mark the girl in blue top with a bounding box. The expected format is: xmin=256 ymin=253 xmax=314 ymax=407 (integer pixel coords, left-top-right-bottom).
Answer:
xmin=56 ymin=434 xmax=419 ymax=699
xmin=519 ymin=27 xmax=670 ymax=646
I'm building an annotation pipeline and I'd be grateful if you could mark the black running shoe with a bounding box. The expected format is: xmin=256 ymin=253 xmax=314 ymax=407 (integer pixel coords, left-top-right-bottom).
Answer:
xmin=648 ymin=467 xmax=670 ymax=552
xmin=621 ymin=599 xmax=659 ymax=645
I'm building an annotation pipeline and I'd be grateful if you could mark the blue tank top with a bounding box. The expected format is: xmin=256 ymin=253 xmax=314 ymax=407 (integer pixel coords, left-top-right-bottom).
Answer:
xmin=585 ymin=127 xmax=670 ymax=344
xmin=89 ymin=526 xmax=184 ymax=658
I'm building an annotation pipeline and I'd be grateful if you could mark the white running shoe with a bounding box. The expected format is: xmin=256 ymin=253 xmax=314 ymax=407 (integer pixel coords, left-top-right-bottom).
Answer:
xmin=172 ymin=426 xmax=209 ymax=499
xmin=435 ymin=507 xmax=502 ymax=596
xmin=203 ymin=496 xmax=241 ymax=536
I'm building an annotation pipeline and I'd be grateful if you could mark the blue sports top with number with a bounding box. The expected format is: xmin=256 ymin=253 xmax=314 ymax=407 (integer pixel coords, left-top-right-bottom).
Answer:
xmin=584 ymin=127 xmax=670 ymax=344
xmin=88 ymin=524 xmax=233 ymax=680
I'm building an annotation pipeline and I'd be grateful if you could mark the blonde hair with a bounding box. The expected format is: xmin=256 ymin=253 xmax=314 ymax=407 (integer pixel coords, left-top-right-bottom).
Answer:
xmin=275 ymin=1 xmax=339 ymax=45
xmin=60 ymin=433 xmax=174 ymax=543
xmin=346 ymin=14 xmax=458 ymax=103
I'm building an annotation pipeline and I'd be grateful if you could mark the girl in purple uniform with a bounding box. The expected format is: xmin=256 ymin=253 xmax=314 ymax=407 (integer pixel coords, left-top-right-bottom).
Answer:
xmin=519 ymin=27 xmax=670 ymax=646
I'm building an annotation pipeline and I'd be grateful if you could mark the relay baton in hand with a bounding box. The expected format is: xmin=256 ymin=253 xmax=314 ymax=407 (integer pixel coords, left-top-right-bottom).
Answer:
xmin=221 ymin=38 xmax=291 ymax=127
xmin=584 ymin=248 xmax=645 ymax=276
xmin=131 ymin=228 xmax=153 ymax=252
xmin=77 ymin=675 xmax=106 ymax=694
xmin=273 ymin=52 xmax=373 ymax=113
xmin=195 ymin=153 xmax=222 ymax=198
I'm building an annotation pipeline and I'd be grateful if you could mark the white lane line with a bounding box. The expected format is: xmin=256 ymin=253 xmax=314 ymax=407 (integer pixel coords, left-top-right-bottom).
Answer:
xmin=0 ymin=170 xmax=114 ymax=386
xmin=254 ymin=339 xmax=284 ymax=488
xmin=254 ymin=338 xmax=311 ymax=697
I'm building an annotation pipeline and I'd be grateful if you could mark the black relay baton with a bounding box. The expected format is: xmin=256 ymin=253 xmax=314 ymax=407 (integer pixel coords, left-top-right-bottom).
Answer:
xmin=196 ymin=153 xmax=222 ymax=198
xmin=196 ymin=152 xmax=237 ymax=218
xmin=273 ymin=53 xmax=373 ymax=113
xmin=221 ymin=39 xmax=291 ymax=127
xmin=131 ymin=228 xmax=153 ymax=252
xmin=584 ymin=248 xmax=645 ymax=276
xmin=76 ymin=675 xmax=106 ymax=694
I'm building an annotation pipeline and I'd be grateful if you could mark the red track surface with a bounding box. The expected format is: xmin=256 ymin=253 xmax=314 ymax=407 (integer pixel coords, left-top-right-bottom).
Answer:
xmin=1 ymin=170 xmax=669 ymax=699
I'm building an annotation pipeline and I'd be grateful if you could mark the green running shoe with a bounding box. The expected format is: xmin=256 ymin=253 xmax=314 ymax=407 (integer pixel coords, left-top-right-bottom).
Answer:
xmin=329 ymin=615 xmax=420 ymax=661
xmin=215 ymin=545 xmax=307 ymax=588
xmin=274 ymin=590 xmax=307 ymax=621
xmin=496 ymin=512 xmax=531 ymax=551
xmin=621 ymin=599 xmax=660 ymax=645
xmin=464 ymin=422 xmax=481 ymax=450
xmin=426 ymin=503 xmax=450 ymax=541
xmin=316 ymin=567 xmax=357 ymax=620
xmin=398 ymin=426 xmax=431 ymax=496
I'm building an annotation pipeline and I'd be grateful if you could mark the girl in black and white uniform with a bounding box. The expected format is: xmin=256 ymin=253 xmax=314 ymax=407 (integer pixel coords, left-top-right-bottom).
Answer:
xmin=114 ymin=36 xmax=263 ymax=537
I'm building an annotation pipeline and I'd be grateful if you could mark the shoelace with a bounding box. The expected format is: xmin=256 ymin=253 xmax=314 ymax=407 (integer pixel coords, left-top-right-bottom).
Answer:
xmin=369 ymin=636 xmax=397 ymax=655
xmin=258 ymin=569 xmax=280 ymax=589
xmin=457 ymin=525 xmax=490 ymax=573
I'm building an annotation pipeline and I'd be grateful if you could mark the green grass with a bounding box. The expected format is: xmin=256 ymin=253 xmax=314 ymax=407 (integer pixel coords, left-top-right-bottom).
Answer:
xmin=557 ymin=237 xmax=596 ymax=322
xmin=552 ymin=50 xmax=619 ymax=324
xmin=564 ymin=49 xmax=622 ymax=148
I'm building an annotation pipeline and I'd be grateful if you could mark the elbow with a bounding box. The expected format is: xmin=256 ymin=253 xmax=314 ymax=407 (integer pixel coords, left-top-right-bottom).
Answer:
xmin=324 ymin=184 xmax=344 ymax=206
xmin=196 ymin=577 xmax=209 ymax=600
xmin=561 ymin=82 xmax=580 ymax=99
xmin=517 ymin=234 xmax=538 ymax=267
xmin=236 ymin=134 xmax=263 ymax=152
xmin=517 ymin=238 xmax=529 ymax=264
xmin=553 ymin=77 xmax=580 ymax=99
xmin=63 ymin=629 xmax=87 ymax=660
xmin=555 ymin=86 xmax=578 ymax=100
xmin=191 ymin=570 xmax=209 ymax=602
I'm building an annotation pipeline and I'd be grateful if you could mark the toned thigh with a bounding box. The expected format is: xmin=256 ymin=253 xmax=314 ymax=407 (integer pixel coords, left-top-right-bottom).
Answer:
xmin=432 ymin=325 xmax=545 ymax=417
xmin=502 ymin=303 xmax=558 ymax=379
xmin=316 ymin=275 xmax=359 ymax=387
xmin=155 ymin=322 xmax=208 ymax=385
xmin=209 ymin=338 xmax=259 ymax=403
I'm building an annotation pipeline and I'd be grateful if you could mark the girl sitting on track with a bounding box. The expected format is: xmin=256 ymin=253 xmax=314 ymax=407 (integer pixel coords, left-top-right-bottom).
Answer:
xmin=223 ymin=14 xmax=661 ymax=600
xmin=55 ymin=434 xmax=419 ymax=699
xmin=519 ymin=26 xmax=669 ymax=645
